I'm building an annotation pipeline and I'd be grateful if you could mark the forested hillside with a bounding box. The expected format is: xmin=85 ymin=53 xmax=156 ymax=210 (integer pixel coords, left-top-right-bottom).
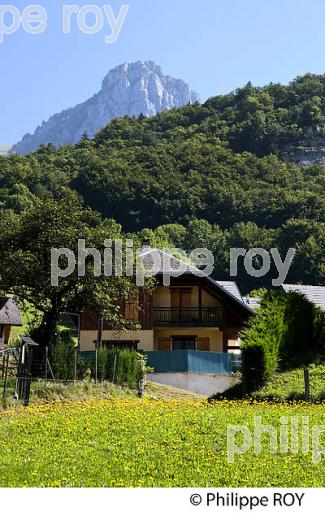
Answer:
xmin=0 ymin=73 xmax=324 ymax=291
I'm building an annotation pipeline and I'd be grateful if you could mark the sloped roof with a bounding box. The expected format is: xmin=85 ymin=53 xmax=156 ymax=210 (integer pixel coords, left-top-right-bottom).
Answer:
xmin=140 ymin=247 xmax=193 ymax=274
xmin=0 ymin=297 xmax=23 ymax=326
xmin=20 ymin=336 xmax=38 ymax=346
xmin=282 ymin=285 xmax=325 ymax=311
xmin=218 ymin=281 xmax=243 ymax=303
xmin=243 ymin=297 xmax=262 ymax=310
xmin=139 ymin=248 xmax=253 ymax=315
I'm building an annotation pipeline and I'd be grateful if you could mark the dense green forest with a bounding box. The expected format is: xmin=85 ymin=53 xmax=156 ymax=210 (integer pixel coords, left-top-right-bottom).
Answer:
xmin=0 ymin=73 xmax=324 ymax=292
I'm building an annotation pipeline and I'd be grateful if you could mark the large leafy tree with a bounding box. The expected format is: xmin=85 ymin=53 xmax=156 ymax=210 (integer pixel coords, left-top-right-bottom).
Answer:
xmin=0 ymin=192 xmax=135 ymax=347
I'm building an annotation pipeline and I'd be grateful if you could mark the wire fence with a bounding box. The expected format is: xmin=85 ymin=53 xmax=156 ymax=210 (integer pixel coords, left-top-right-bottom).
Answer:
xmin=1 ymin=344 xmax=320 ymax=407
xmin=0 ymin=344 xmax=147 ymax=407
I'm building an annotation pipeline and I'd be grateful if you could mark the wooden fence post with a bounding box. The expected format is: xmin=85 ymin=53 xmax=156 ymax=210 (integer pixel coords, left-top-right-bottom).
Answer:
xmin=241 ymin=350 xmax=247 ymax=395
xmin=74 ymin=348 xmax=78 ymax=383
xmin=138 ymin=357 xmax=146 ymax=398
xmin=304 ymin=368 xmax=310 ymax=402
xmin=112 ymin=354 xmax=117 ymax=384
xmin=2 ymin=353 xmax=9 ymax=401
xmin=44 ymin=346 xmax=48 ymax=384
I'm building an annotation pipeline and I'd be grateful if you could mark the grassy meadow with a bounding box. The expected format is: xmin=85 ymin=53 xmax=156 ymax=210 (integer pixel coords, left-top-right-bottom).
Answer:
xmin=0 ymin=393 xmax=324 ymax=487
xmin=253 ymin=364 xmax=325 ymax=402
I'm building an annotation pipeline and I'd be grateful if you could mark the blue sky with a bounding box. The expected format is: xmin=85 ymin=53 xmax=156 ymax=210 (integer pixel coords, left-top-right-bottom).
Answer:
xmin=2 ymin=0 xmax=325 ymax=145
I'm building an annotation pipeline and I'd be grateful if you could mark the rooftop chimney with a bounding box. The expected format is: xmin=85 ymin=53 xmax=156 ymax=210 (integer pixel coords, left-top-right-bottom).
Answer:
xmin=141 ymin=241 xmax=151 ymax=254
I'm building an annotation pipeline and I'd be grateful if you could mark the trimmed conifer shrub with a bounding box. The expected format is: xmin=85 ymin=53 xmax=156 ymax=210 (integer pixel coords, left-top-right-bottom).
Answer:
xmin=241 ymin=291 xmax=325 ymax=392
xmin=50 ymin=332 xmax=76 ymax=381
xmin=92 ymin=348 xmax=146 ymax=390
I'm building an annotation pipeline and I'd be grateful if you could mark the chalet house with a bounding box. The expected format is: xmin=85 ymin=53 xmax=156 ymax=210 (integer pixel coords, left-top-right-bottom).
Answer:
xmin=0 ymin=296 xmax=22 ymax=347
xmin=79 ymin=248 xmax=252 ymax=353
xmin=79 ymin=249 xmax=253 ymax=394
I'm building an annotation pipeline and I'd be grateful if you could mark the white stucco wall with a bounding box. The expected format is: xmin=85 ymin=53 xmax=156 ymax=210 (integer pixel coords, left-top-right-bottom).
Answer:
xmin=148 ymin=372 xmax=239 ymax=397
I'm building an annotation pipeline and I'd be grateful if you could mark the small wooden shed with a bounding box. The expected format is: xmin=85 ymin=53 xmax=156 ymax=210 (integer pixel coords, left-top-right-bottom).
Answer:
xmin=0 ymin=296 xmax=22 ymax=346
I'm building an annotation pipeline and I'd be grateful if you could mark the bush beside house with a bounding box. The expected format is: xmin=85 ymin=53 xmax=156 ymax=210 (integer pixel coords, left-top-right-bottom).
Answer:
xmin=93 ymin=348 xmax=146 ymax=390
xmin=48 ymin=332 xmax=147 ymax=390
xmin=241 ymin=291 xmax=325 ymax=393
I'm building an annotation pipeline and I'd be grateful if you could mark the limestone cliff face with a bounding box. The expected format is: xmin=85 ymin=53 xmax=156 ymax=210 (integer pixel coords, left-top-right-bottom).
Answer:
xmin=12 ymin=61 xmax=199 ymax=155
xmin=281 ymin=127 xmax=325 ymax=165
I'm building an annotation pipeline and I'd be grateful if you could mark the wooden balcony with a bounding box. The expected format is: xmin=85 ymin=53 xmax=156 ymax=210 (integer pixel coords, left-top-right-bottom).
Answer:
xmin=154 ymin=307 xmax=223 ymax=327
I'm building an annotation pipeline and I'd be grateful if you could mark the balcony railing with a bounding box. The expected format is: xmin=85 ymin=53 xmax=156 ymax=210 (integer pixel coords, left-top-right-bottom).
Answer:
xmin=146 ymin=350 xmax=239 ymax=374
xmin=154 ymin=307 xmax=223 ymax=327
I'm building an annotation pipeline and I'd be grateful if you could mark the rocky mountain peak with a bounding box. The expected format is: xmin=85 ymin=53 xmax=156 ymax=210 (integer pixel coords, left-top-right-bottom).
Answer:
xmin=12 ymin=61 xmax=199 ymax=155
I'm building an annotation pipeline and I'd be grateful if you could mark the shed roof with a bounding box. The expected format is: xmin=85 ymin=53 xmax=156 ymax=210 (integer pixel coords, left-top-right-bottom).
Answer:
xmin=0 ymin=297 xmax=23 ymax=326
xmin=20 ymin=336 xmax=39 ymax=346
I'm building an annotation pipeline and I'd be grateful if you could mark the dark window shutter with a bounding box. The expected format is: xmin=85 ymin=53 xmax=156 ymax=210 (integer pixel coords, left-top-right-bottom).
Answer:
xmin=197 ymin=337 xmax=210 ymax=351
xmin=159 ymin=337 xmax=171 ymax=351
xmin=170 ymin=289 xmax=180 ymax=308
xmin=124 ymin=290 xmax=140 ymax=321
xmin=181 ymin=289 xmax=192 ymax=308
